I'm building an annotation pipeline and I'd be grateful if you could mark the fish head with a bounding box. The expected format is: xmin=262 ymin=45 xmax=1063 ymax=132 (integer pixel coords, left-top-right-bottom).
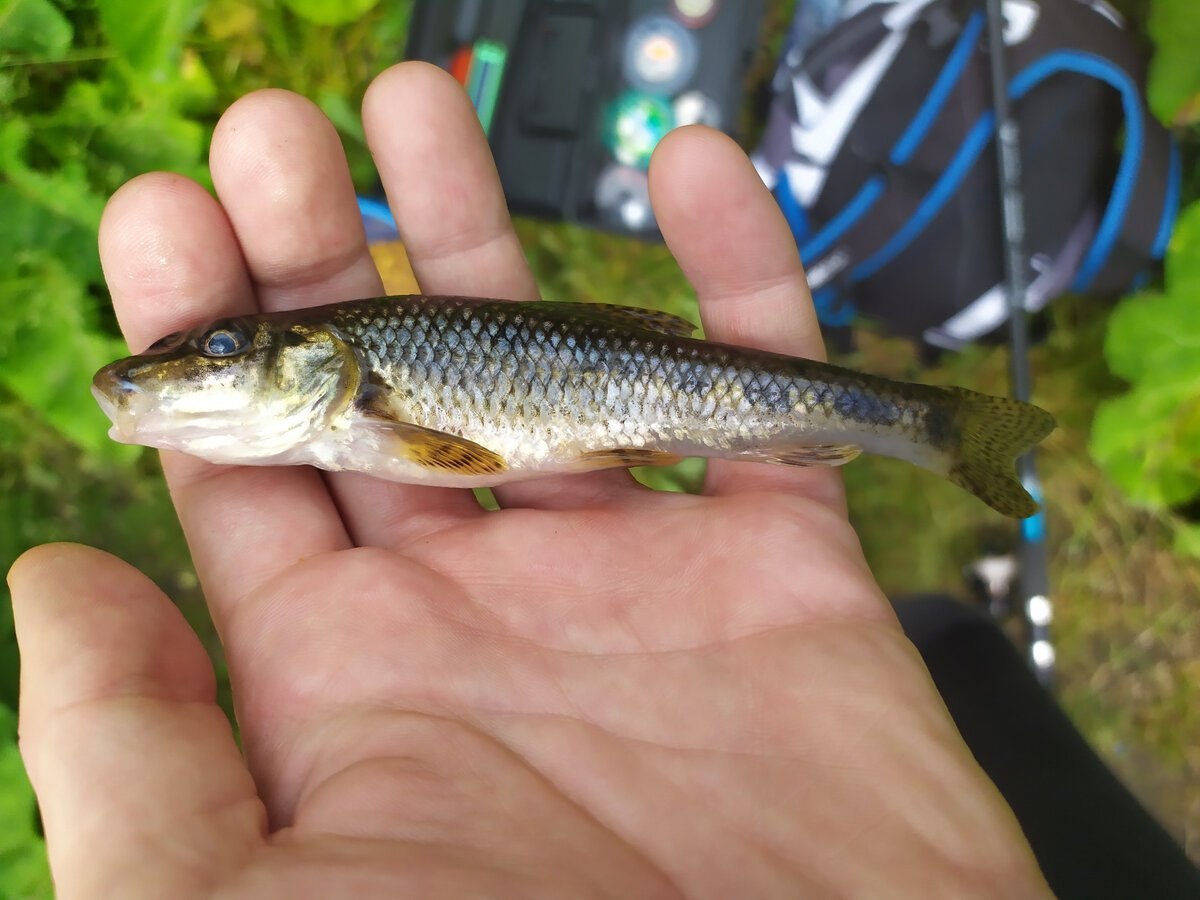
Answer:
xmin=92 ymin=317 xmax=361 ymax=462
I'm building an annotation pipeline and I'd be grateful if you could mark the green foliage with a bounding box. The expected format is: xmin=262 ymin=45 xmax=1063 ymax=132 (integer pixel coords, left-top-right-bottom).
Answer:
xmin=0 ymin=0 xmax=72 ymax=57
xmin=282 ymin=0 xmax=379 ymax=27
xmin=0 ymin=705 xmax=52 ymax=900
xmin=197 ymin=0 xmax=411 ymax=184
xmin=1089 ymin=0 xmax=1200 ymax=554
xmin=0 ymin=2 xmax=224 ymax=885
xmin=1091 ymin=200 xmax=1200 ymax=540
xmin=0 ymin=0 xmax=212 ymax=459
xmin=1146 ymin=0 xmax=1200 ymax=123
xmin=1173 ymin=521 xmax=1200 ymax=557
xmin=97 ymin=0 xmax=206 ymax=77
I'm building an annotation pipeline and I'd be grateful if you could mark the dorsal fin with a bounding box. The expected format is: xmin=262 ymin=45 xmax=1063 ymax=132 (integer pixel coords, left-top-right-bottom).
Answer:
xmin=550 ymin=302 xmax=698 ymax=338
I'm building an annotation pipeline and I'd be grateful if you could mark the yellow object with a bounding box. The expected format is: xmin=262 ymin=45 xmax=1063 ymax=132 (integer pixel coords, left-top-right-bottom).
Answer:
xmin=368 ymin=240 xmax=421 ymax=295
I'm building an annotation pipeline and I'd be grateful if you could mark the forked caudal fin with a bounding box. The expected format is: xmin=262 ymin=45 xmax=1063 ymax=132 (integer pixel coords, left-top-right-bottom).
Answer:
xmin=940 ymin=387 xmax=1056 ymax=518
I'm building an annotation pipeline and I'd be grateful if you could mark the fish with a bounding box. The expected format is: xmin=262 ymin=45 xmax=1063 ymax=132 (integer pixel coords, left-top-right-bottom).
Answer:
xmin=91 ymin=295 xmax=1056 ymax=517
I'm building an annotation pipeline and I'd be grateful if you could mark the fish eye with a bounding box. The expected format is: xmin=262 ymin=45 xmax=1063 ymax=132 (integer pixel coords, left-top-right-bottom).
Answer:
xmin=200 ymin=325 xmax=249 ymax=358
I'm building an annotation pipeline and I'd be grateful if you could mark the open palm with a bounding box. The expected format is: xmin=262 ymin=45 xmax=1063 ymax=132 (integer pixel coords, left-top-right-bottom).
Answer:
xmin=12 ymin=64 xmax=1048 ymax=898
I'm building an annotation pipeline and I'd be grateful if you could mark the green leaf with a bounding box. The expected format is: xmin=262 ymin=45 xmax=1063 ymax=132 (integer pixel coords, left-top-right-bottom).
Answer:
xmin=1104 ymin=201 xmax=1200 ymax=384
xmin=28 ymin=67 xmax=210 ymax=193
xmin=282 ymin=0 xmax=379 ymax=26
xmin=0 ymin=705 xmax=52 ymax=899
xmin=87 ymin=98 xmax=208 ymax=183
xmin=0 ymin=119 xmax=106 ymax=284
xmin=633 ymin=457 xmax=707 ymax=494
xmin=0 ymin=0 xmax=73 ymax=58
xmin=0 ymin=261 xmax=132 ymax=459
xmin=1091 ymin=381 xmax=1200 ymax=509
xmin=1094 ymin=197 xmax=1200 ymax=511
xmin=1103 ymin=292 xmax=1200 ymax=385
xmin=1173 ymin=522 xmax=1200 ymax=559
xmin=96 ymin=0 xmax=206 ymax=75
xmin=1147 ymin=0 xmax=1200 ymax=123
xmin=317 ymin=89 xmax=366 ymax=145
xmin=1163 ymin=197 xmax=1200 ymax=298
xmin=0 ymin=594 xmax=15 ymax=712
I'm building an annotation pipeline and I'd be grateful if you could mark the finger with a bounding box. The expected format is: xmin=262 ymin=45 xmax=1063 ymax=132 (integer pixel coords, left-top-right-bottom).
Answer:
xmin=650 ymin=128 xmax=846 ymax=511
xmin=363 ymin=62 xmax=643 ymax=513
xmin=209 ymin=88 xmax=484 ymax=549
xmin=99 ymin=173 xmax=353 ymax=616
xmin=363 ymin=64 xmax=538 ymax=303
xmin=11 ymin=544 xmax=266 ymax=897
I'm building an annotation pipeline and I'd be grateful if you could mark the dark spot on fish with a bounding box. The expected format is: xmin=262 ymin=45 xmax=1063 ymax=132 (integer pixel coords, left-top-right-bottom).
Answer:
xmin=924 ymin=402 xmax=957 ymax=449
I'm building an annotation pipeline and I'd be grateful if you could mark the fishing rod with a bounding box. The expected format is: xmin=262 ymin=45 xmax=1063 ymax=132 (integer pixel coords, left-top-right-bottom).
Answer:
xmin=983 ymin=0 xmax=1054 ymax=688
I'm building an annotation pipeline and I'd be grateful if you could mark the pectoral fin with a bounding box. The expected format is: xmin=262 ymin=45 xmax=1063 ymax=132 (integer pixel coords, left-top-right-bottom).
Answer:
xmin=391 ymin=424 xmax=507 ymax=474
xmin=359 ymin=390 xmax=506 ymax=475
xmin=738 ymin=443 xmax=861 ymax=467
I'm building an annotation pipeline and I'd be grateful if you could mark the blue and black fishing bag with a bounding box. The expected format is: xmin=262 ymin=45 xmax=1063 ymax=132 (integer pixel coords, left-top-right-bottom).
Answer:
xmin=753 ymin=0 xmax=1180 ymax=349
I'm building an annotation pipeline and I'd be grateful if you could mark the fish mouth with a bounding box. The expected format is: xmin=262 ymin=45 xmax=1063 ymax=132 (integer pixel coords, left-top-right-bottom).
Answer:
xmin=91 ymin=379 xmax=140 ymax=441
xmin=90 ymin=372 xmax=221 ymax=448
xmin=91 ymin=366 xmax=145 ymax=443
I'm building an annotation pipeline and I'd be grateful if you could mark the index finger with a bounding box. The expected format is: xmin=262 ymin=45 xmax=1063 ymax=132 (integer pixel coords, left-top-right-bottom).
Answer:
xmin=98 ymin=173 xmax=352 ymax=610
xmin=649 ymin=128 xmax=845 ymax=510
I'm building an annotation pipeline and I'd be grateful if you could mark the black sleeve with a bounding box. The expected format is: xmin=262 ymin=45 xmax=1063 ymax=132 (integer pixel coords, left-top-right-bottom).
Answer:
xmin=896 ymin=594 xmax=1200 ymax=900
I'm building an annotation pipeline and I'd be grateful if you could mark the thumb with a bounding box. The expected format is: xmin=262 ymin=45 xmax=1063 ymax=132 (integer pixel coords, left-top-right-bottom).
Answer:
xmin=10 ymin=544 xmax=265 ymax=898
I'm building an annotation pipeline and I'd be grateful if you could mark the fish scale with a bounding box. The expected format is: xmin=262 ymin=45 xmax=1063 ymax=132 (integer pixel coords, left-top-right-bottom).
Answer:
xmin=326 ymin=297 xmax=925 ymax=461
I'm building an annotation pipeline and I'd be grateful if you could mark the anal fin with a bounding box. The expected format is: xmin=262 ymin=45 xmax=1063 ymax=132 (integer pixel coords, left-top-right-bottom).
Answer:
xmin=738 ymin=443 xmax=861 ymax=468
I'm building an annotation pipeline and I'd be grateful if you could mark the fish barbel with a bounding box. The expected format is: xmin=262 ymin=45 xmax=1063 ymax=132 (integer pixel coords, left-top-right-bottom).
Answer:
xmin=92 ymin=295 xmax=1055 ymax=517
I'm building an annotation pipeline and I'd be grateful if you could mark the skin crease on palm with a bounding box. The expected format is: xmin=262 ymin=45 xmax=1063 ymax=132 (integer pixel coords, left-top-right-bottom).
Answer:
xmin=9 ymin=63 xmax=1052 ymax=898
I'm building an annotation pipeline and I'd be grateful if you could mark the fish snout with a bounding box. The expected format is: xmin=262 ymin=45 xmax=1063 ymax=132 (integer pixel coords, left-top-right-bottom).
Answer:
xmin=92 ymin=363 xmax=141 ymax=402
xmin=91 ymin=362 xmax=150 ymax=441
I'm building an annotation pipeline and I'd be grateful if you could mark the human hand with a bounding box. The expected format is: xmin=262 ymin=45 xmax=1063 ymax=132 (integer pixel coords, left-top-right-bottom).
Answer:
xmin=11 ymin=63 xmax=1050 ymax=898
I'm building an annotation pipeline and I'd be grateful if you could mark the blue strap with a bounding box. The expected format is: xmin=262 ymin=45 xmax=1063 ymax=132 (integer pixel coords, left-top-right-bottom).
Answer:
xmin=800 ymin=176 xmax=886 ymax=262
xmin=848 ymin=52 xmax=1150 ymax=291
xmin=1127 ymin=137 xmax=1181 ymax=291
xmin=812 ymin=285 xmax=857 ymax=326
xmin=797 ymin=11 xmax=985 ymax=264
xmin=851 ymin=110 xmax=996 ymax=282
xmin=1151 ymin=137 xmax=1182 ymax=259
xmin=774 ymin=169 xmax=810 ymax=243
xmin=889 ymin=11 xmax=986 ymax=165
xmin=1064 ymin=55 xmax=1144 ymax=291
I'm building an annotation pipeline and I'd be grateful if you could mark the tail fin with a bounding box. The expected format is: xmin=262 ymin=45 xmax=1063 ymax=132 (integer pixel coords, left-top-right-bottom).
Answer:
xmin=941 ymin=387 xmax=1056 ymax=518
